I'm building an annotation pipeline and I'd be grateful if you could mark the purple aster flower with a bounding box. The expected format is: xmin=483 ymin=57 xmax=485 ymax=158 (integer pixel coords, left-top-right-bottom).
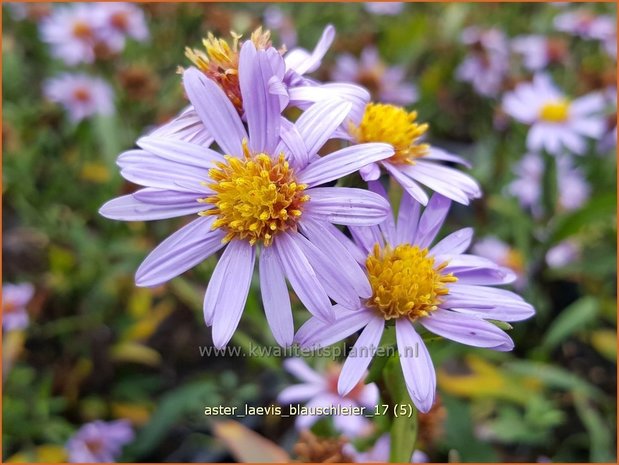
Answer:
xmin=343 ymin=434 xmax=428 ymax=462
xmin=363 ymin=2 xmax=405 ymax=15
xmin=507 ymin=153 xmax=590 ymax=216
xmin=39 ymin=4 xmax=123 ymax=65
xmin=277 ymin=358 xmax=378 ymax=436
xmin=96 ymin=3 xmax=149 ymax=45
xmin=2 ymin=283 xmax=34 ymax=332
xmin=331 ymin=46 xmax=418 ymax=106
xmin=546 ymin=240 xmax=580 ymax=268
xmin=296 ymin=186 xmax=534 ymax=413
xmin=171 ymin=25 xmax=368 ymax=144
xmin=43 ymin=73 xmax=114 ymax=123
xmin=456 ymin=27 xmax=509 ymax=97
xmin=66 ymin=420 xmax=134 ymax=463
xmin=554 ymin=10 xmax=615 ymax=41
xmin=100 ymin=41 xmax=393 ymax=348
xmin=503 ymin=74 xmax=606 ymax=155
xmin=343 ymin=103 xmax=481 ymax=205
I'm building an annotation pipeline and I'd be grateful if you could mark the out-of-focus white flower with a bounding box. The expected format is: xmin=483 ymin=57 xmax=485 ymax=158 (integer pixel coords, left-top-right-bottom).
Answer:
xmin=511 ymin=35 xmax=568 ymax=71
xmin=503 ymin=74 xmax=606 ymax=155
xmin=43 ymin=73 xmax=114 ymax=123
xmin=456 ymin=27 xmax=510 ymax=97
xmin=332 ymin=46 xmax=417 ymax=105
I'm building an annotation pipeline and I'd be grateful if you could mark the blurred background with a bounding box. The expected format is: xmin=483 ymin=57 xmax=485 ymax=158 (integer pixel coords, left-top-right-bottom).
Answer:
xmin=2 ymin=2 xmax=617 ymax=463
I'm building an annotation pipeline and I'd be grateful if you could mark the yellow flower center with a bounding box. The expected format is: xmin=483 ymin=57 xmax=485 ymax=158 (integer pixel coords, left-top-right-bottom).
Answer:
xmin=202 ymin=141 xmax=309 ymax=246
xmin=349 ymin=103 xmax=430 ymax=165
xmin=184 ymin=27 xmax=276 ymax=115
xmin=365 ymin=243 xmax=457 ymax=321
xmin=539 ymin=99 xmax=570 ymax=123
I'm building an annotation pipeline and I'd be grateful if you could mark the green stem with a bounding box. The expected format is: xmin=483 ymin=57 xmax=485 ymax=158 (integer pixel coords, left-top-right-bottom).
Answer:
xmin=383 ymin=354 xmax=419 ymax=462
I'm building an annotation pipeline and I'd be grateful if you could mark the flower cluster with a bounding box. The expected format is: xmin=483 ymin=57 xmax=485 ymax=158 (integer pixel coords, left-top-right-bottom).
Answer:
xmin=101 ymin=23 xmax=535 ymax=417
xmin=39 ymin=3 xmax=149 ymax=123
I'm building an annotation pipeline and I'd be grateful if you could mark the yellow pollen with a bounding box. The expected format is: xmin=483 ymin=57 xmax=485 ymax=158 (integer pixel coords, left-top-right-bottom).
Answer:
xmin=202 ymin=141 xmax=309 ymax=246
xmin=505 ymin=249 xmax=524 ymax=274
xmin=349 ymin=103 xmax=430 ymax=165
xmin=539 ymin=99 xmax=570 ymax=123
xmin=184 ymin=27 xmax=278 ymax=115
xmin=365 ymin=243 xmax=457 ymax=321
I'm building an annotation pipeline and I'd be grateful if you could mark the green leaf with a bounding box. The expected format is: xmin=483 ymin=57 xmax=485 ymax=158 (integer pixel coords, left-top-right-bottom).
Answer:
xmin=573 ymin=393 xmax=615 ymax=462
xmin=542 ymin=297 xmax=598 ymax=350
xmin=549 ymin=193 xmax=617 ymax=243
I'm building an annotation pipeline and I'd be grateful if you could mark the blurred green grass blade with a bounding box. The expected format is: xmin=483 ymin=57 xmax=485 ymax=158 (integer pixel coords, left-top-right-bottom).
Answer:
xmin=542 ymin=296 xmax=598 ymax=350
xmin=573 ymin=393 xmax=615 ymax=462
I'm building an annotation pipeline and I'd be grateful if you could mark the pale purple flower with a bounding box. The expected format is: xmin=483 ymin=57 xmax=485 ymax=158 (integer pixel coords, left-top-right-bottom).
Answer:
xmin=100 ymin=42 xmax=393 ymax=349
xmin=277 ymin=358 xmax=378 ymax=436
xmin=507 ymin=153 xmax=590 ymax=215
xmin=511 ymin=35 xmax=551 ymax=71
xmin=3 ymin=283 xmax=34 ymax=332
xmin=343 ymin=434 xmax=428 ymax=462
xmin=96 ymin=3 xmax=149 ymax=45
xmin=43 ymin=73 xmax=114 ymax=123
xmin=503 ymin=74 xmax=606 ymax=155
xmin=557 ymin=156 xmax=590 ymax=211
xmin=66 ymin=420 xmax=134 ymax=463
xmin=331 ymin=46 xmax=418 ymax=106
xmin=456 ymin=27 xmax=509 ymax=97
xmin=546 ymin=240 xmax=580 ymax=268
xmin=166 ymin=25 xmax=369 ymax=144
xmin=554 ymin=10 xmax=615 ymax=41
xmin=364 ymin=2 xmax=405 ymax=15
xmin=296 ymin=187 xmax=534 ymax=413
xmin=39 ymin=4 xmax=123 ymax=65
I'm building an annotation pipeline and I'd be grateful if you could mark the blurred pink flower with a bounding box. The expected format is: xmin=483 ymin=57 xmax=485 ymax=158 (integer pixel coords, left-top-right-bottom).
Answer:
xmin=66 ymin=420 xmax=134 ymax=463
xmin=343 ymin=434 xmax=428 ymax=462
xmin=364 ymin=2 xmax=405 ymax=15
xmin=43 ymin=73 xmax=114 ymax=123
xmin=456 ymin=27 xmax=509 ymax=97
xmin=2 ymin=283 xmax=34 ymax=332
xmin=503 ymin=74 xmax=606 ymax=155
xmin=332 ymin=46 xmax=418 ymax=106
xmin=277 ymin=358 xmax=378 ymax=437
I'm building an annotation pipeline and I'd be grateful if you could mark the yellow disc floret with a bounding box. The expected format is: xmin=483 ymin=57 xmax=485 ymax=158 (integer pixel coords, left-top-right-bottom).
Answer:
xmin=365 ymin=243 xmax=457 ymax=321
xmin=202 ymin=141 xmax=309 ymax=246
xmin=184 ymin=27 xmax=277 ymax=114
xmin=539 ymin=99 xmax=570 ymax=123
xmin=350 ymin=103 xmax=430 ymax=165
